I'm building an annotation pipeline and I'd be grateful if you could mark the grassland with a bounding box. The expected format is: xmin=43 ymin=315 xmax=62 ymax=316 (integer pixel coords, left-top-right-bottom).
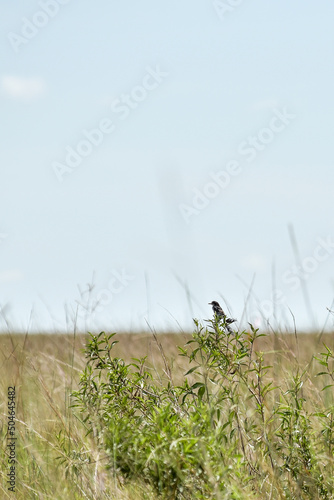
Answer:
xmin=1 ymin=326 xmax=334 ymax=499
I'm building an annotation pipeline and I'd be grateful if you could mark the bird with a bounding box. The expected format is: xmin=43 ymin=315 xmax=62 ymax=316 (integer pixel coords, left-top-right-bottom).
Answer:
xmin=208 ymin=300 xmax=236 ymax=333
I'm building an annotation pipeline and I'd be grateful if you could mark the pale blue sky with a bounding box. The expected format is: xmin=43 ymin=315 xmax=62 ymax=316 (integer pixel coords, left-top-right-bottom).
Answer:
xmin=1 ymin=1 xmax=334 ymax=332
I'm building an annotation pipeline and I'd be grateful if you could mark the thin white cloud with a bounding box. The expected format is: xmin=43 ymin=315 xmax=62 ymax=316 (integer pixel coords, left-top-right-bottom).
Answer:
xmin=240 ymin=254 xmax=268 ymax=272
xmin=251 ymin=99 xmax=279 ymax=111
xmin=1 ymin=75 xmax=46 ymax=100
xmin=0 ymin=269 xmax=24 ymax=283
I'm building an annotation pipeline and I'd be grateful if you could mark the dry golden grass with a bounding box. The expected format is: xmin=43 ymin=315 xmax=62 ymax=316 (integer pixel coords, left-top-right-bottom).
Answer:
xmin=0 ymin=328 xmax=333 ymax=499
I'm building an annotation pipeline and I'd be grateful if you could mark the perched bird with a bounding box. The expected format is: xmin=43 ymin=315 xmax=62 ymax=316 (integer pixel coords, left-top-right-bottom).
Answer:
xmin=208 ymin=300 xmax=236 ymax=333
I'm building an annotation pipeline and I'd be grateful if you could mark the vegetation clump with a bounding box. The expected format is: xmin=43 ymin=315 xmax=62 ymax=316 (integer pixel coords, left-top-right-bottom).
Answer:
xmin=73 ymin=321 xmax=334 ymax=499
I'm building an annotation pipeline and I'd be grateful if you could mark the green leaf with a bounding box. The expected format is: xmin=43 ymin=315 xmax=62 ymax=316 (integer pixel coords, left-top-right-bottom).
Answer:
xmin=322 ymin=384 xmax=334 ymax=391
xmin=191 ymin=382 xmax=205 ymax=390
xmin=185 ymin=366 xmax=199 ymax=376
xmin=198 ymin=386 xmax=205 ymax=400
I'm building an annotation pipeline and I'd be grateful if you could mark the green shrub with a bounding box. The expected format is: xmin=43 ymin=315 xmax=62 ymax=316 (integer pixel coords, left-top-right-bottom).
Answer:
xmin=72 ymin=321 xmax=334 ymax=499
